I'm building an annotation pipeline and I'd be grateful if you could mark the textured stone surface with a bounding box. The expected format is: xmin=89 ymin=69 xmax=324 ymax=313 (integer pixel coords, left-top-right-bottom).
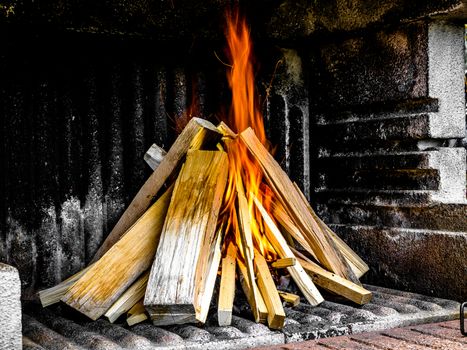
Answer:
xmin=0 ymin=263 xmax=21 ymax=350
xmin=333 ymin=225 xmax=467 ymax=301
xmin=253 ymin=320 xmax=466 ymax=349
xmin=22 ymin=285 xmax=459 ymax=349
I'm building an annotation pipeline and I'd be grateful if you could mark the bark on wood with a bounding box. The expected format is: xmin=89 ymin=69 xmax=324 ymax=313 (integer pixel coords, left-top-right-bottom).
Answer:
xmin=61 ymin=186 xmax=173 ymax=320
xmin=92 ymin=118 xmax=221 ymax=262
xmin=144 ymin=150 xmax=228 ymax=324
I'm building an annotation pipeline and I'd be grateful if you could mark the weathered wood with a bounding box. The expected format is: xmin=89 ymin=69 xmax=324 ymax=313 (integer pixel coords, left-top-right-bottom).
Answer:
xmin=144 ymin=144 xmax=167 ymax=171
xmin=39 ymin=264 xmax=93 ymax=307
xmin=241 ymin=128 xmax=356 ymax=282
xmin=61 ymin=186 xmax=173 ymax=320
xmin=92 ymin=118 xmax=221 ymax=262
xmin=105 ymin=271 xmax=149 ymax=323
xmin=195 ymin=226 xmax=223 ymax=323
xmin=278 ymin=291 xmax=300 ymax=307
xmin=271 ymin=257 xmax=296 ymax=269
xmin=237 ymin=258 xmax=268 ymax=323
xmin=127 ymin=300 xmax=148 ymax=326
xmin=292 ymin=248 xmax=372 ymax=305
xmin=144 ymin=150 xmax=229 ymax=324
xmin=253 ymin=196 xmax=324 ymax=306
xmin=218 ymin=242 xmax=237 ymax=326
xmin=254 ymin=249 xmax=285 ymax=329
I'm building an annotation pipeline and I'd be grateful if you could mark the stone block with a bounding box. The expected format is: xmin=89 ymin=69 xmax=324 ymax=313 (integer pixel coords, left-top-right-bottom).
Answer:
xmin=0 ymin=263 xmax=22 ymax=350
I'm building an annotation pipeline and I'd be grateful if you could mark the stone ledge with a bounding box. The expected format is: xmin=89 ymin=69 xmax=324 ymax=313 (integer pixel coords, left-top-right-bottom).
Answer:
xmin=0 ymin=263 xmax=22 ymax=350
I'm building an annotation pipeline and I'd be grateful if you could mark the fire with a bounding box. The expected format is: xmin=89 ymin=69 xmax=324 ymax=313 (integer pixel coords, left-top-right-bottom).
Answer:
xmin=221 ymin=11 xmax=277 ymax=261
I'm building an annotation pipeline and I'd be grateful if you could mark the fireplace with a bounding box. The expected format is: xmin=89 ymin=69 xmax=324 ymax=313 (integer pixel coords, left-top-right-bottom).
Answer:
xmin=0 ymin=1 xmax=466 ymax=349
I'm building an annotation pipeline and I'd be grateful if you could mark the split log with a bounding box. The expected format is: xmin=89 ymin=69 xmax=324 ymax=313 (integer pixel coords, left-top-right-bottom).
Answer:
xmin=253 ymin=196 xmax=324 ymax=306
xmin=240 ymin=128 xmax=357 ymax=283
xmin=194 ymin=225 xmax=223 ymax=323
xmin=38 ymin=264 xmax=93 ymax=307
xmin=218 ymin=242 xmax=237 ymax=326
xmin=292 ymin=248 xmax=372 ymax=305
xmin=61 ymin=186 xmax=173 ymax=320
xmin=92 ymin=118 xmax=221 ymax=262
xmin=144 ymin=150 xmax=228 ymax=325
xmin=271 ymin=258 xmax=296 ymax=269
xmin=126 ymin=300 xmax=148 ymax=326
xmin=237 ymin=258 xmax=268 ymax=323
xmin=217 ymin=121 xmax=237 ymax=138
xmin=144 ymin=144 xmax=167 ymax=171
xmin=254 ymin=249 xmax=285 ymax=329
xmin=105 ymin=271 xmax=149 ymax=323
xmin=278 ymin=291 xmax=300 ymax=306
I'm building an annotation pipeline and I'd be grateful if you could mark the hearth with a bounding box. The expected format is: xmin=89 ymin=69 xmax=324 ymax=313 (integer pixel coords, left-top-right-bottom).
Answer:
xmin=0 ymin=1 xmax=466 ymax=349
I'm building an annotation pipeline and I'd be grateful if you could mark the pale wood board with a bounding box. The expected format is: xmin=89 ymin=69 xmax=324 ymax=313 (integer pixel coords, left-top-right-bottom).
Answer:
xmin=144 ymin=150 xmax=228 ymax=323
xmin=61 ymin=186 xmax=173 ymax=320
xmin=218 ymin=242 xmax=237 ymax=326
xmin=240 ymin=128 xmax=356 ymax=282
xmin=92 ymin=118 xmax=221 ymax=262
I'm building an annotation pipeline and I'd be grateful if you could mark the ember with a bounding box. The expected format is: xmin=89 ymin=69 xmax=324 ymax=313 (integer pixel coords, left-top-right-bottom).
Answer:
xmin=39 ymin=10 xmax=371 ymax=330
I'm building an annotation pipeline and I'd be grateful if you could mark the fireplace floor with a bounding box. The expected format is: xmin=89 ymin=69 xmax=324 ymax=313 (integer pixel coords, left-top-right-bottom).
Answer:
xmin=22 ymin=285 xmax=460 ymax=350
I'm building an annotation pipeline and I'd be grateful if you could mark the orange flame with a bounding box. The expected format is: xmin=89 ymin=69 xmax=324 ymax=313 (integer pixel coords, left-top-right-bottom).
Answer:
xmin=222 ymin=11 xmax=277 ymax=261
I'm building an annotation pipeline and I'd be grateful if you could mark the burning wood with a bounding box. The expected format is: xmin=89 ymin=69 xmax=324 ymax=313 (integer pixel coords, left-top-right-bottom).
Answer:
xmin=39 ymin=10 xmax=372 ymax=330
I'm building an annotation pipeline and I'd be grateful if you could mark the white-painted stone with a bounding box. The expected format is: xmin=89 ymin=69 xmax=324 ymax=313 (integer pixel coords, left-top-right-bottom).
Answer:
xmin=0 ymin=263 xmax=22 ymax=350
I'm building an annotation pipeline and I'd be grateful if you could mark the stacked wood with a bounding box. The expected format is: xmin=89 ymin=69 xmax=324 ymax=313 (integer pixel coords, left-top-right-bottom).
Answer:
xmin=40 ymin=118 xmax=372 ymax=330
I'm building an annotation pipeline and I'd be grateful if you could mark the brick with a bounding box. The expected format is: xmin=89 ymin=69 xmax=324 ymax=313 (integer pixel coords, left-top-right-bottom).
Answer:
xmin=318 ymin=336 xmax=381 ymax=349
xmin=350 ymin=333 xmax=428 ymax=349
xmin=382 ymin=327 xmax=465 ymax=349
xmin=411 ymin=323 xmax=467 ymax=344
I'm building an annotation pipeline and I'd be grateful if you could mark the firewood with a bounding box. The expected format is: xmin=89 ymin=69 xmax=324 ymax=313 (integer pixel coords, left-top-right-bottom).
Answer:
xmin=144 ymin=150 xmax=229 ymax=324
xmin=61 ymin=186 xmax=173 ymax=320
xmin=127 ymin=300 xmax=148 ymax=326
xmin=253 ymin=196 xmax=324 ymax=306
xmin=271 ymin=258 xmax=296 ymax=269
xmin=105 ymin=271 xmax=149 ymax=323
xmin=235 ymin=176 xmax=260 ymax=321
xmin=254 ymin=249 xmax=285 ymax=329
xmin=194 ymin=225 xmax=223 ymax=323
xmin=240 ymin=128 xmax=357 ymax=283
xmin=278 ymin=291 xmax=300 ymax=307
xmin=217 ymin=121 xmax=237 ymax=138
xmin=292 ymin=182 xmax=368 ymax=280
xmin=237 ymin=258 xmax=268 ymax=323
xmin=38 ymin=264 xmax=93 ymax=307
xmin=144 ymin=144 xmax=167 ymax=171
xmin=218 ymin=242 xmax=237 ymax=326
xmin=292 ymin=248 xmax=372 ymax=305
xmin=92 ymin=118 xmax=221 ymax=262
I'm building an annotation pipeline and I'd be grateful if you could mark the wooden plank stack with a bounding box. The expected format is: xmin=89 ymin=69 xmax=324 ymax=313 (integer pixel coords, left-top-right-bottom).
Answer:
xmin=40 ymin=118 xmax=372 ymax=330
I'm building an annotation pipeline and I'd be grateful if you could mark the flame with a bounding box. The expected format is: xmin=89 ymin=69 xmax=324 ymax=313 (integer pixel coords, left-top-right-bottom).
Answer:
xmin=221 ymin=11 xmax=277 ymax=261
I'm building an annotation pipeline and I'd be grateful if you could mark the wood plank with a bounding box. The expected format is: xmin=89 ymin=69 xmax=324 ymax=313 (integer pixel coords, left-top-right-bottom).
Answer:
xmin=218 ymin=242 xmax=237 ymax=326
xmin=235 ymin=175 xmax=260 ymax=321
xmin=92 ymin=117 xmax=221 ymax=262
xmin=127 ymin=300 xmax=148 ymax=326
xmin=253 ymin=196 xmax=324 ymax=306
xmin=278 ymin=291 xmax=300 ymax=307
xmin=237 ymin=258 xmax=268 ymax=323
xmin=38 ymin=264 xmax=93 ymax=307
xmin=105 ymin=271 xmax=149 ymax=323
xmin=144 ymin=150 xmax=229 ymax=323
xmin=240 ymin=128 xmax=356 ymax=282
xmin=144 ymin=144 xmax=167 ymax=171
xmin=61 ymin=185 xmax=173 ymax=320
xmin=293 ymin=182 xmax=368 ymax=280
xmin=271 ymin=257 xmax=296 ymax=269
xmin=292 ymin=248 xmax=372 ymax=305
xmin=194 ymin=225 xmax=223 ymax=323
xmin=254 ymin=249 xmax=285 ymax=329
